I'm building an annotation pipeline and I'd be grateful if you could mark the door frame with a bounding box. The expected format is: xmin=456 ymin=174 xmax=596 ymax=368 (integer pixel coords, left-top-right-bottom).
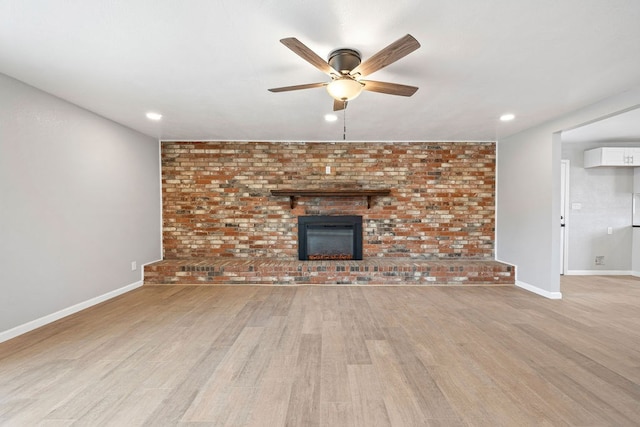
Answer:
xmin=560 ymin=159 xmax=570 ymax=275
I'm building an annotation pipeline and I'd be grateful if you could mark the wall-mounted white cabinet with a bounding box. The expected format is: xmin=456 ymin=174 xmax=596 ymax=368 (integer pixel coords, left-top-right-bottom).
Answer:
xmin=584 ymin=147 xmax=640 ymax=167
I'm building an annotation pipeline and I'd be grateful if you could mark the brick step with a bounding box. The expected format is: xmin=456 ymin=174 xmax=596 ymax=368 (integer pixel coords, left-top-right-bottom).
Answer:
xmin=144 ymin=258 xmax=515 ymax=286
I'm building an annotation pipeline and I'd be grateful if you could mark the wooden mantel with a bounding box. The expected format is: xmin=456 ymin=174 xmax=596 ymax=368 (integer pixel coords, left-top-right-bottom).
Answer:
xmin=271 ymin=188 xmax=391 ymax=209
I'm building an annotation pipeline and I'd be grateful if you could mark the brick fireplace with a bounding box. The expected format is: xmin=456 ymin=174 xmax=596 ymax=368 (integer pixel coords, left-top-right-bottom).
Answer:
xmin=145 ymin=141 xmax=514 ymax=285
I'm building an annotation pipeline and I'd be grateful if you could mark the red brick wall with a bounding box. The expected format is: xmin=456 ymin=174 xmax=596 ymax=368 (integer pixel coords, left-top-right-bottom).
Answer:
xmin=161 ymin=141 xmax=495 ymax=259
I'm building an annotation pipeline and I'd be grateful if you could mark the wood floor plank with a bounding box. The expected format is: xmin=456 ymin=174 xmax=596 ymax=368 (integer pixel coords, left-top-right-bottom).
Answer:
xmin=245 ymin=381 xmax=292 ymax=427
xmin=450 ymin=311 xmax=610 ymax=425
xmin=366 ymin=339 xmax=428 ymax=426
xmin=347 ymin=364 xmax=392 ymax=427
xmin=1 ymin=277 xmax=640 ymax=425
xmin=339 ymin=307 xmax=372 ymax=365
xmin=538 ymin=366 xmax=640 ymax=427
xmin=516 ymin=322 xmax=640 ymax=402
xmin=181 ymin=326 xmax=264 ymax=422
xmin=381 ymin=326 xmax=461 ymax=421
xmin=142 ymin=346 xmax=230 ymax=425
xmin=347 ymin=287 xmax=386 ymax=340
xmin=320 ymin=402 xmax=355 ymax=427
xmin=320 ymin=321 xmax=351 ymax=403
xmin=285 ymin=333 xmax=322 ymax=427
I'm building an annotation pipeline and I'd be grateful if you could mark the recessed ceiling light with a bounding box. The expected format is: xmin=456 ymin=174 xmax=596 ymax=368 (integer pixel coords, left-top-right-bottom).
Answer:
xmin=500 ymin=113 xmax=515 ymax=121
xmin=146 ymin=112 xmax=162 ymax=121
xmin=324 ymin=114 xmax=338 ymax=122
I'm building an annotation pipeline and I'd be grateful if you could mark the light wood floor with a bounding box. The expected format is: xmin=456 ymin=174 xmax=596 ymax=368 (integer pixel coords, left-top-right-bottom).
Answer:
xmin=1 ymin=276 xmax=640 ymax=426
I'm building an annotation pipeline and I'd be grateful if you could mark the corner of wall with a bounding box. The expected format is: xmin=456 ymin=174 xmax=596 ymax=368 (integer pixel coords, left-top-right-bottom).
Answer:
xmin=515 ymin=280 xmax=563 ymax=299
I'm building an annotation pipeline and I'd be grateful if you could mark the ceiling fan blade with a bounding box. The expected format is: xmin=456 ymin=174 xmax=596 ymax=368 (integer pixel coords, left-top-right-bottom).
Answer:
xmin=268 ymin=82 xmax=327 ymax=93
xmin=280 ymin=37 xmax=340 ymax=77
xmin=362 ymin=80 xmax=418 ymax=97
xmin=350 ymin=34 xmax=420 ymax=77
xmin=333 ymin=99 xmax=346 ymax=111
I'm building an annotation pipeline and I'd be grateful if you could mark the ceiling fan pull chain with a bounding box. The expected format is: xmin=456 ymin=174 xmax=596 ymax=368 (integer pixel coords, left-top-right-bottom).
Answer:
xmin=343 ymin=101 xmax=347 ymax=140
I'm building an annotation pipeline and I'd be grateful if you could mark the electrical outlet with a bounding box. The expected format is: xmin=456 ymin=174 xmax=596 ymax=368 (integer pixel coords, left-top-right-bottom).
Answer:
xmin=131 ymin=261 xmax=137 ymax=271
xmin=595 ymin=256 xmax=605 ymax=266
xmin=607 ymin=227 xmax=613 ymax=235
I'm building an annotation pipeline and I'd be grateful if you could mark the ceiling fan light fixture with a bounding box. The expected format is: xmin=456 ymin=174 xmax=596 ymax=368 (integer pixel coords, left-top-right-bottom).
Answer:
xmin=326 ymin=77 xmax=364 ymax=101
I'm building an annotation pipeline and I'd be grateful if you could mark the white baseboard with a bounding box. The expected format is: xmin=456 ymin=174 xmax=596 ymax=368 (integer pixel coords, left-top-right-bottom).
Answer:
xmin=565 ymin=270 xmax=633 ymax=276
xmin=494 ymin=258 xmax=562 ymax=299
xmin=0 ymin=280 xmax=143 ymax=344
xmin=515 ymin=280 xmax=563 ymax=300
xmin=633 ymin=271 xmax=640 ymax=278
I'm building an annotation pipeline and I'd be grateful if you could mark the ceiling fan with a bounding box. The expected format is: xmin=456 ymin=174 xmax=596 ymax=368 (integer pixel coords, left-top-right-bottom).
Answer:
xmin=268 ymin=34 xmax=420 ymax=111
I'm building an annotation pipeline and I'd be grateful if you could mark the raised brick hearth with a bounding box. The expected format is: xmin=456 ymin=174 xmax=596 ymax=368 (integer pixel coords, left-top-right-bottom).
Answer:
xmin=148 ymin=141 xmax=515 ymax=286
xmin=144 ymin=258 xmax=514 ymax=285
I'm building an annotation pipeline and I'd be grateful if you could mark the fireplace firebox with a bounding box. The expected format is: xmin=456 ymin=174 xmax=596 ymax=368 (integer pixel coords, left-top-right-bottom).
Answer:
xmin=298 ymin=216 xmax=363 ymax=261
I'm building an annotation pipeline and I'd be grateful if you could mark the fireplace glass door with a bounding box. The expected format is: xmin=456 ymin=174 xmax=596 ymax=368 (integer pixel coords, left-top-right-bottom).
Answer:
xmin=298 ymin=216 xmax=363 ymax=260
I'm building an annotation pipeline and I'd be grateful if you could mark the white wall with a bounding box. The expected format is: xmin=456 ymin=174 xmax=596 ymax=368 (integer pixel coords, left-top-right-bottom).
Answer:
xmin=0 ymin=73 xmax=161 ymax=340
xmin=497 ymin=88 xmax=640 ymax=298
xmin=496 ymin=127 xmax=561 ymax=298
xmin=562 ymin=142 xmax=634 ymax=273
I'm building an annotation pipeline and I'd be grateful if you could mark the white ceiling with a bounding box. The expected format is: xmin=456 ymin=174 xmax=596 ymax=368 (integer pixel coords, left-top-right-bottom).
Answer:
xmin=2 ymin=0 xmax=640 ymax=142
xmin=561 ymin=106 xmax=640 ymax=144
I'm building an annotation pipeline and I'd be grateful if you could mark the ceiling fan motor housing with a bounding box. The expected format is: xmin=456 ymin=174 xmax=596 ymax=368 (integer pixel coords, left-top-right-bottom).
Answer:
xmin=328 ymin=48 xmax=361 ymax=75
